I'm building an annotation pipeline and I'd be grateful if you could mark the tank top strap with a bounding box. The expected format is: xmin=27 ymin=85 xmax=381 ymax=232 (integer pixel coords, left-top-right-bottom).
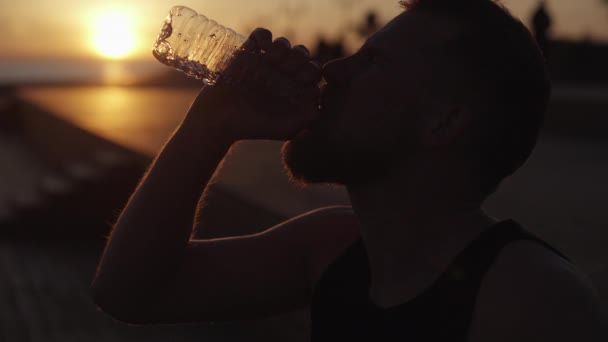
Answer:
xmin=428 ymin=219 xmax=573 ymax=339
xmin=310 ymin=219 xmax=573 ymax=341
xmin=447 ymin=219 xmax=571 ymax=282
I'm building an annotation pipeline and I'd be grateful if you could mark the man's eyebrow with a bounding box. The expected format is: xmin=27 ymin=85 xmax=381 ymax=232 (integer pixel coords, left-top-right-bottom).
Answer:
xmin=358 ymin=41 xmax=379 ymax=54
xmin=359 ymin=34 xmax=390 ymax=53
xmin=358 ymin=35 xmax=378 ymax=52
xmin=357 ymin=42 xmax=370 ymax=53
xmin=359 ymin=43 xmax=388 ymax=57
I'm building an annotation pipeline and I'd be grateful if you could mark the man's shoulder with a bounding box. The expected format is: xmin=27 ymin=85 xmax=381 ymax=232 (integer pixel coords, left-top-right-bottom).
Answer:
xmin=297 ymin=206 xmax=361 ymax=291
xmin=467 ymin=239 xmax=608 ymax=341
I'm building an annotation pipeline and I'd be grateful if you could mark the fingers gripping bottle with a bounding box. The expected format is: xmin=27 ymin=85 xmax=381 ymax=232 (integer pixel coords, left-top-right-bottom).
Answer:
xmin=153 ymin=6 xmax=247 ymax=85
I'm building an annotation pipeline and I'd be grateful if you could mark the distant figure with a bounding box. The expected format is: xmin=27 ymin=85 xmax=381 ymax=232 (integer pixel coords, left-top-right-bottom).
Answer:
xmin=532 ymin=0 xmax=552 ymax=55
xmin=313 ymin=37 xmax=345 ymax=64
xmin=92 ymin=0 xmax=607 ymax=341
xmin=357 ymin=10 xmax=381 ymax=38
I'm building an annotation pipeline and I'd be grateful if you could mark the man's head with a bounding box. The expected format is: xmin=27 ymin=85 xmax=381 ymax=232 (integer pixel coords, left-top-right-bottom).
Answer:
xmin=281 ymin=0 xmax=550 ymax=197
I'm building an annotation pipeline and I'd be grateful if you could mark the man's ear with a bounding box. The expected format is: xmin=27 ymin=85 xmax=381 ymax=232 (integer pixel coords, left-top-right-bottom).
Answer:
xmin=420 ymin=104 xmax=473 ymax=146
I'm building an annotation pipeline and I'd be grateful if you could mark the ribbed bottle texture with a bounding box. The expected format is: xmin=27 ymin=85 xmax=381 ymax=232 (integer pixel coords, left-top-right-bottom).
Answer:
xmin=152 ymin=6 xmax=247 ymax=85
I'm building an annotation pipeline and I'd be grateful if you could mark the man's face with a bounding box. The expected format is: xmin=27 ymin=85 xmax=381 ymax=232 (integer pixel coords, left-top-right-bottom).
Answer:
xmin=282 ymin=11 xmax=436 ymax=187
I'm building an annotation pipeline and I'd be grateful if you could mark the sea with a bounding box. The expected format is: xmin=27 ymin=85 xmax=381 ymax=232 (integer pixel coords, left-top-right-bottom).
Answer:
xmin=19 ymin=86 xmax=200 ymax=157
xmin=0 ymin=59 xmax=198 ymax=156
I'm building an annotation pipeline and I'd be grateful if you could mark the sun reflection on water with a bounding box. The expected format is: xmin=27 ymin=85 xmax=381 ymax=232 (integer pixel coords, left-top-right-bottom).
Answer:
xmin=20 ymin=86 xmax=199 ymax=156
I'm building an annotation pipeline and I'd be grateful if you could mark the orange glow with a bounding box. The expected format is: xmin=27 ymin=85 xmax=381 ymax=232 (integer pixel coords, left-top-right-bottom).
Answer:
xmin=20 ymin=86 xmax=197 ymax=155
xmin=1 ymin=1 xmax=607 ymax=61
xmin=92 ymin=10 xmax=137 ymax=59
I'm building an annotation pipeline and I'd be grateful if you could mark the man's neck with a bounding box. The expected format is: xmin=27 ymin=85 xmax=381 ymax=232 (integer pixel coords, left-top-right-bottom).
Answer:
xmin=346 ymin=173 xmax=498 ymax=307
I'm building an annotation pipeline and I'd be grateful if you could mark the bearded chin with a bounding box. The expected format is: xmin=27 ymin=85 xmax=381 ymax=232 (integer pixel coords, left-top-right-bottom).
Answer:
xmin=280 ymin=133 xmax=397 ymax=188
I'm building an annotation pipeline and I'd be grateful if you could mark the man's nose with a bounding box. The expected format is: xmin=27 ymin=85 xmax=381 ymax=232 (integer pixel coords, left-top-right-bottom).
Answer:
xmin=321 ymin=57 xmax=351 ymax=85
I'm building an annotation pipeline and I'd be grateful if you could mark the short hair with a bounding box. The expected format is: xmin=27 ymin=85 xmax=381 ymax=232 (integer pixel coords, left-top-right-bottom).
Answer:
xmin=400 ymin=0 xmax=551 ymax=196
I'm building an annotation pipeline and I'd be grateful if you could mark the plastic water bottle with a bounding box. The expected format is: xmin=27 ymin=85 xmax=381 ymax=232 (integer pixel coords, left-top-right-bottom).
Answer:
xmin=152 ymin=6 xmax=248 ymax=85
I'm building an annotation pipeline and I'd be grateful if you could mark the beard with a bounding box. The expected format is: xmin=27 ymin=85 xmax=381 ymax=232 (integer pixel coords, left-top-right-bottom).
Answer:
xmin=280 ymin=87 xmax=404 ymax=188
xmin=281 ymin=132 xmax=397 ymax=188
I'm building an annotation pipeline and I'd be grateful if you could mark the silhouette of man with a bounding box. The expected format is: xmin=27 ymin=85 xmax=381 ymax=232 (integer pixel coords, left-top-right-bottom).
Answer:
xmin=532 ymin=0 xmax=552 ymax=55
xmin=92 ymin=0 xmax=607 ymax=340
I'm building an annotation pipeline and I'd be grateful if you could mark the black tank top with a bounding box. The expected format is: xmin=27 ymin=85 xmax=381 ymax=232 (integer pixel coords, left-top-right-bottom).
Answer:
xmin=310 ymin=219 xmax=572 ymax=341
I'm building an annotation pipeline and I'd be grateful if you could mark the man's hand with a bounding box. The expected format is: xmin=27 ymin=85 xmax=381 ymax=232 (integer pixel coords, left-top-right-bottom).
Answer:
xmin=183 ymin=28 xmax=322 ymax=142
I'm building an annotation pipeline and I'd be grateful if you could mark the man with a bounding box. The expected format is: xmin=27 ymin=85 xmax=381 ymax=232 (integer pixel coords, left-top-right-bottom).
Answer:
xmin=91 ymin=0 xmax=607 ymax=340
xmin=532 ymin=0 xmax=552 ymax=55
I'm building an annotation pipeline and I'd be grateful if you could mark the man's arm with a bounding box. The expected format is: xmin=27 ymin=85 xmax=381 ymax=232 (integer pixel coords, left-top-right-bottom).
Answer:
xmin=91 ymin=28 xmax=327 ymax=323
xmin=90 ymin=109 xmax=232 ymax=318
xmin=468 ymin=240 xmax=608 ymax=342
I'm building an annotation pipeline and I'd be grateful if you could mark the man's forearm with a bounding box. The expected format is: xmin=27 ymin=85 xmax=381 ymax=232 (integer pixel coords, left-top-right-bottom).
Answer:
xmin=91 ymin=112 xmax=233 ymax=300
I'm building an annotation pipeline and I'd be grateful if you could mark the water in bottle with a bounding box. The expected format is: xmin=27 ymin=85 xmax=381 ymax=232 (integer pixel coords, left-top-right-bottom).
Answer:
xmin=152 ymin=6 xmax=247 ymax=85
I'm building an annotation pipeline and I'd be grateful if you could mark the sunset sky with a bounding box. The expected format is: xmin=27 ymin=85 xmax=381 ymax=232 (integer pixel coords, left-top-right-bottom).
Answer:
xmin=2 ymin=0 xmax=607 ymax=61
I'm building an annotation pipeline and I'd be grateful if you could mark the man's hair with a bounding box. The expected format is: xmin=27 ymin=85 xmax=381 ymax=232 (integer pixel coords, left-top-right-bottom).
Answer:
xmin=401 ymin=0 xmax=551 ymax=196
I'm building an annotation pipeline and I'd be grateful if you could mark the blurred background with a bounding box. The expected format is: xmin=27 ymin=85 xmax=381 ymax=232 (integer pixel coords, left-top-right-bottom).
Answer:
xmin=0 ymin=0 xmax=607 ymax=341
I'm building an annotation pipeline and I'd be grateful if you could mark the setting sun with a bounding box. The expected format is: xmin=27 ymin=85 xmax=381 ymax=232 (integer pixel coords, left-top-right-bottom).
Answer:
xmin=92 ymin=10 xmax=137 ymax=59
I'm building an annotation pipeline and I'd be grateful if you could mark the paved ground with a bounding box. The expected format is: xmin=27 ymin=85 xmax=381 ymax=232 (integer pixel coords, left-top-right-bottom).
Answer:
xmin=0 ymin=240 xmax=311 ymax=342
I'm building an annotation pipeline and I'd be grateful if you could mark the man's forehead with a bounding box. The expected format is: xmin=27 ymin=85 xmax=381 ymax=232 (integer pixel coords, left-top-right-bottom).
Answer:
xmin=364 ymin=11 xmax=419 ymax=48
xmin=362 ymin=10 xmax=455 ymax=57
